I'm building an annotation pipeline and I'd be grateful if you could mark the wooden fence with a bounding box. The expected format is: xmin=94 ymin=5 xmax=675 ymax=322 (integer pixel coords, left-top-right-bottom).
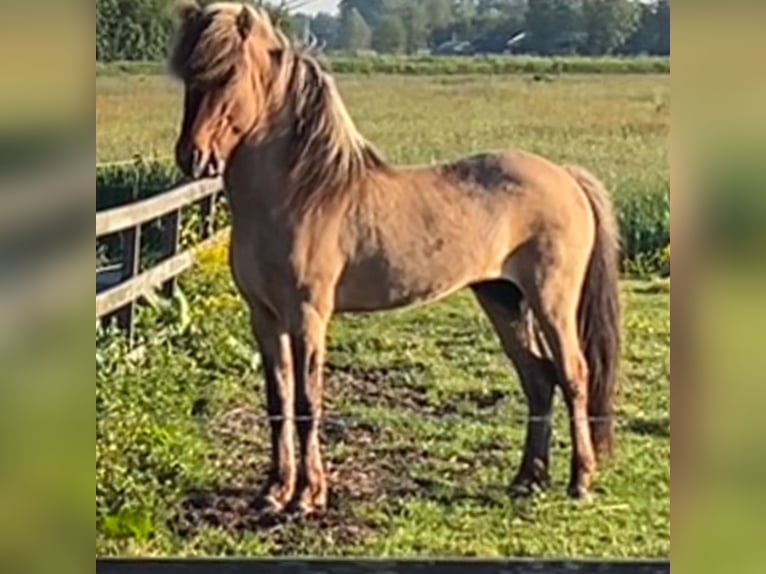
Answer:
xmin=96 ymin=178 xmax=224 ymax=338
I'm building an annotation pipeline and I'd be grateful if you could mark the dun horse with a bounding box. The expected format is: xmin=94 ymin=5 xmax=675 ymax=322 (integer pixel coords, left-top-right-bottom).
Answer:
xmin=170 ymin=2 xmax=620 ymax=514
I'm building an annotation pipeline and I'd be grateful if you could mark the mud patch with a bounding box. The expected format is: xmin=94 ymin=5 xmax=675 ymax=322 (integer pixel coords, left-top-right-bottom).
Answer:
xmin=325 ymin=363 xmax=509 ymax=419
xmin=175 ymin=486 xmax=379 ymax=548
xmin=205 ymin=406 xmax=267 ymax=483
xmin=325 ymin=363 xmax=432 ymax=412
xmin=174 ymin=368 xmax=425 ymax=545
xmin=432 ymin=388 xmax=509 ymax=417
xmin=627 ymin=417 xmax=670 ymax=438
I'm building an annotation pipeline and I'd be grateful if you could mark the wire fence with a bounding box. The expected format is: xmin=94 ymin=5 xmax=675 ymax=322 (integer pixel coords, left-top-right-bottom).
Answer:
xmin=96 ymin=156 xmax=174 ymax=169
xmin=226 ymin=412 xmax=653 ymax=425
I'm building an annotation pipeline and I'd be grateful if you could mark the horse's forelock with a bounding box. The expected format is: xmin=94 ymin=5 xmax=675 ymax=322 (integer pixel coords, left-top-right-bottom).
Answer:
xmin=169 ymin=3 xmax=277 ymax=86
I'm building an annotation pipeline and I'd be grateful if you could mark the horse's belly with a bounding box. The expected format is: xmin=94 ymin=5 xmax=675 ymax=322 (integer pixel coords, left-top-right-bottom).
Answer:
xmin=334 ymin=249 xmax=490 ymax=313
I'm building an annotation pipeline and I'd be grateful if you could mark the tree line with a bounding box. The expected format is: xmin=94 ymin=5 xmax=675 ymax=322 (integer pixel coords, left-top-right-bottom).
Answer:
xmin=96 ymin=0 xmax=292 ymax=62
xmin=96 ymin=0 xmax=669 ymax=62
xmin=311 ymin=0 xmax=669 ymax=56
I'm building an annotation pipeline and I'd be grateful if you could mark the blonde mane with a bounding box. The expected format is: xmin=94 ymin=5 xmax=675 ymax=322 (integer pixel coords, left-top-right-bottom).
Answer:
xmin=169 ymin=1 xmax=388 ymax=213
xmin=277 ymin=51 xmax=389 ymax=213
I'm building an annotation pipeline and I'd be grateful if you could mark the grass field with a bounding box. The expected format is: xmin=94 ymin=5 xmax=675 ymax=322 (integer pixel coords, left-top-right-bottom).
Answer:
xmin=96 ymin=55 xmax=670 ymax=79
xmin=96 ymin=72 xmax=670 ymax=558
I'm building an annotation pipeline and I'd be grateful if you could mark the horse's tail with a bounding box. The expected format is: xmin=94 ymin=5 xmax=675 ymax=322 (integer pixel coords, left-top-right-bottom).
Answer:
xmin=564 ymin=164 xmax=621 ymax=460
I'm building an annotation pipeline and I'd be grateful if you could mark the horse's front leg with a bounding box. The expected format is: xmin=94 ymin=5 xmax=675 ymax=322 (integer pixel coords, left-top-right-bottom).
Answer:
xmin=289 ymin=299 xmax=332 ymax=514
xmin=249 ymin=301 xmax=296 ymax=511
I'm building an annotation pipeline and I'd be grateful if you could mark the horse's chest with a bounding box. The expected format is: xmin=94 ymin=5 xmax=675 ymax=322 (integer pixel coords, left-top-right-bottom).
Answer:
xmin=228 ymin=226 xmax=285 ymax=305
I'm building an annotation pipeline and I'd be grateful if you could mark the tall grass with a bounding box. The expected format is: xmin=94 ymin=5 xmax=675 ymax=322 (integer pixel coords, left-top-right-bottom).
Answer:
xmin=96 ymin=55 xmax=669 ymax=78
xmin=328 ymin=54 xmax=670 ymax=76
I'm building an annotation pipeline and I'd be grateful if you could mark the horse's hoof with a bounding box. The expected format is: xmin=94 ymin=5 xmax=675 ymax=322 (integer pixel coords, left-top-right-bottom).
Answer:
xmin=287 ymin=486 xmax=327 ymax=516
xmin=566 ymin=484 xmax=593 ymax=503
xmin=509 ymin=480 xmax=535 ymax=499
xmin=253 ymin=480 xmax=294 ymax=513
xmin=253 ymin=493 xmax=284 ymax=513
xmin=510 ymin=467 xmax=549 ymax=499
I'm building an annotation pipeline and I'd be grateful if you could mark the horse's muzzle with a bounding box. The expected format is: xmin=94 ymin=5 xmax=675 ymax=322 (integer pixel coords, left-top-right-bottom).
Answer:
xmin=190 ymin=148 xmax=224 ymax=179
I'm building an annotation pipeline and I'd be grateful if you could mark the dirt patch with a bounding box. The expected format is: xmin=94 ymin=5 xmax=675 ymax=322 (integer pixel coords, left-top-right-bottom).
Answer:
xmin=432 ymin=388 xmax=509 ymax=417
xmin=174 ymin=486 xmax=380 ymax=548
xmin=458 ymin=388 xmax=508 ymax=409
xmin=172 ymin=364 xmax=516 ymax=544
xmin=174 ymin=445 xmax=416 ymax=547
xmin=627 ymin=417 xmax=670 ymax=438
xmin=325 ymin=363 xmax=509 ymax=419
xmin=324 ymin=363 xmax=432 ymax=412
xmin=173 ymin=367 xmax=426 ymax=544
xmin=204 ymin=406 xmax=266 ymax=483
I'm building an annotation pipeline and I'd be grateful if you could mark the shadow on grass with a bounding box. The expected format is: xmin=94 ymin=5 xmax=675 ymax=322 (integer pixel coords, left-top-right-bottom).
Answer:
xmin=626 ymin=417 xmax=670 ymax=438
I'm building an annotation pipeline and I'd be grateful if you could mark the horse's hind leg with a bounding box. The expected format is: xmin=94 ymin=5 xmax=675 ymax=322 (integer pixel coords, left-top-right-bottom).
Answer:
xmin=520 ymin=267 xmax=596 ymax=500
xmin=472 ymin=281 xmax=558 ymax=497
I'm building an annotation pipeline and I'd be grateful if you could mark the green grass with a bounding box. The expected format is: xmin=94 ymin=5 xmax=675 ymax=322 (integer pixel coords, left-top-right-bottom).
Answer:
xmin=96 ymin=245 xmax=669 ymax=558
xmin=97 ymin=55 xmax=669 ymax=78
xmin=96 ymin=72 xmax=670 ymax=558
xmin=328 ymin=54 xmax=670 ymax=76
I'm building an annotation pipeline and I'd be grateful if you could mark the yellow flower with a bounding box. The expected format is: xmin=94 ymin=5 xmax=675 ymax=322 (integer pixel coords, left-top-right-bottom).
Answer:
xmin=195 ymin=237 xmax=229 ymax=273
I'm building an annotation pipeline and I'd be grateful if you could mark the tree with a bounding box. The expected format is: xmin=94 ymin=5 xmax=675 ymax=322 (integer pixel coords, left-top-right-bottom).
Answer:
xmin=425 ymin=0 xmax=454 ymax=32
xmin=372 ymin=15 xmax=407 ymax=54
xmin=452 ymin=0 xmax=478 ymax=23
xmin=339 ymin=0 xmax=401 ymax=30
xmin=96 ymin=0 xmax=292 ymax=62
xmin=96 ymin=0 xmax=175 ymax=61
xmin=582 ymin=0 xmax=640 ymax=55
xmin=622 ymin=0 xmax=670 ymax=55
xmin=402 ymin=2 xmax=430 ymax=54
xmin=264 ymin=3 xmax=293 ymax=36
xmin=310 ymin=12 xmax=342 ymax=50
xmin=525 ymin=0 xmax=584 ymax=55
xmin=654 ymin=0 xmax=670 ymax=55
xmin=340 ymin=8 xmax=372 ymax=51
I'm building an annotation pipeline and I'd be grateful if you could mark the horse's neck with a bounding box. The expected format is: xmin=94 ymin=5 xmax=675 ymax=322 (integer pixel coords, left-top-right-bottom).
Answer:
xmin=226 ymin=131 xmax=290 ymax=205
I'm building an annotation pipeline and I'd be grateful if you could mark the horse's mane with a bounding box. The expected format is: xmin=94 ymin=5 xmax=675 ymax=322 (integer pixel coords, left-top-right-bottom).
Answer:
xmin=169 ymin=1 xmax=388 ymax=214
xmin=278 ymin=51 xmax=389 ymax=213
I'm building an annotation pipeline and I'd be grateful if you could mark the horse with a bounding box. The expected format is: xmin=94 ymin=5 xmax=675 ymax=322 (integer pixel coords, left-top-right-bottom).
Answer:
xmin=169 ymin=1 xmax=621 ymax=515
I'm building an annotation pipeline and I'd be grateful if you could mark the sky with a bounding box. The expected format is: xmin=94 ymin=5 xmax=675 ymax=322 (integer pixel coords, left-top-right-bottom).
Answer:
xmin=288 ymin=0 xmax=339 ymax=15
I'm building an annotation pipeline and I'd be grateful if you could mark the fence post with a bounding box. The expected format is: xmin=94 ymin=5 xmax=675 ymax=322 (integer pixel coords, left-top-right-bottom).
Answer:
xmin=200 ymin=194 xmax=215 ymax=240
xmin=116 ymin=224 xmax=141 ymax=340
xmin=161 ymin=209 xmax=180 ymax=298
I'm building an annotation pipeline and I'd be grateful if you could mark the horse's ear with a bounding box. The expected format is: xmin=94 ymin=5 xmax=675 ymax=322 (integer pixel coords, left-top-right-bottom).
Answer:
xmin=237 ymin=6 xmax=255 ymax=40
xmin=176 ymin=0 xmax=201 ymax=23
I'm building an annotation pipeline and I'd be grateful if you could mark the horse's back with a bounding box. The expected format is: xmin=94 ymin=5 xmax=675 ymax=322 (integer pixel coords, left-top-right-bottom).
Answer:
xmin=333 ymin=148 xmax=593 ymax=313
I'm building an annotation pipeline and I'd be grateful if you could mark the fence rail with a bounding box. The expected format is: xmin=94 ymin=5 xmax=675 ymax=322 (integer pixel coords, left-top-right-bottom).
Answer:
xmin=96 ymin=177 xmax=225 ymax=337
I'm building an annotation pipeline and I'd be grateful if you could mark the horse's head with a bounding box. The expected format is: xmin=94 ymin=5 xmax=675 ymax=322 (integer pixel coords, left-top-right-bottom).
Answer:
xmin=169 ymin=1 xmax=283 ymax=179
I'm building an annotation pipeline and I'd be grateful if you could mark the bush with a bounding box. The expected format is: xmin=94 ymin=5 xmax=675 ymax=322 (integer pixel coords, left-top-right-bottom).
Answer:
xmin=325 ymin=54 xmax=670 ymax=76
xmin=97 ymin=157 xmax=181 ymax=211
xmin=96 ymin=55 xmax=670 ymax=77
